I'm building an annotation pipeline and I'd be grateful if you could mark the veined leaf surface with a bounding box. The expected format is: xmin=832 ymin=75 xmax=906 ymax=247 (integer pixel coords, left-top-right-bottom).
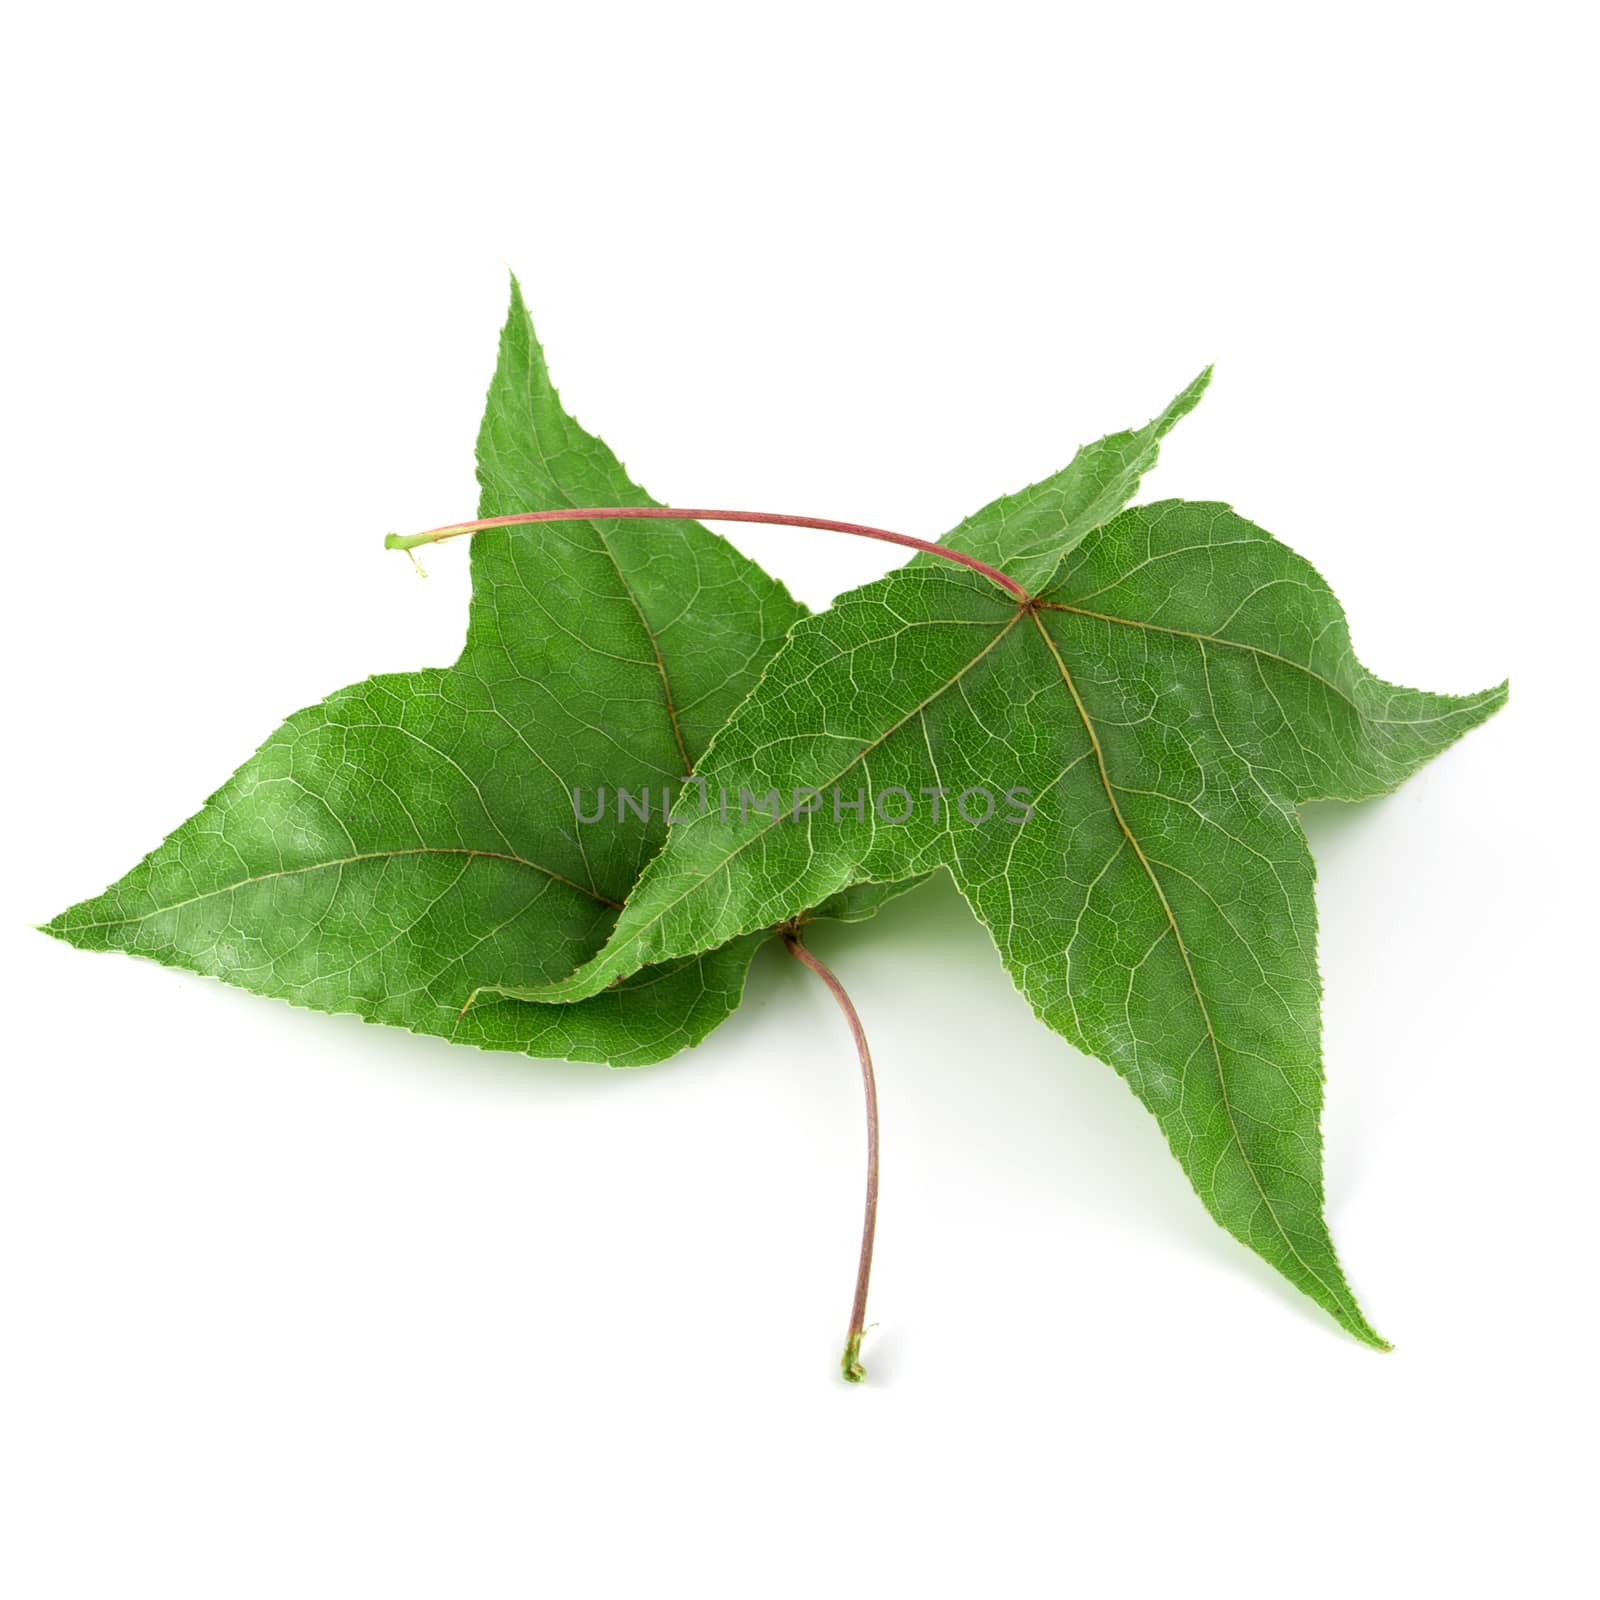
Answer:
xmin=46 ymin=281 xmax=814 ymax=1065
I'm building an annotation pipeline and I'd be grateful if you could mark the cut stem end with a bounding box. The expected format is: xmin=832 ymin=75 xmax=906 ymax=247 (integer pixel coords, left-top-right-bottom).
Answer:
xmin=841 ymin=1330 xmax=867 ymax=1384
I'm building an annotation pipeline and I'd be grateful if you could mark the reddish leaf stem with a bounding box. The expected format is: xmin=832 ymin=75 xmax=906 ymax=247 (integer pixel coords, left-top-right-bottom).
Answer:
xmin=385 ymin=506 xmax=1030 ymax=603
xmin=782 ymin=927 xmax=880 ymax=1383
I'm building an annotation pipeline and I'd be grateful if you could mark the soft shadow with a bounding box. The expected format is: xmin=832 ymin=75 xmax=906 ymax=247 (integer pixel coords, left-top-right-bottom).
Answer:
xmin=161 ymin=949 xmax=774 ymax=1110
xmin=165 ymin=863 xmax=1379 ymax=1344
xmin=1299 ymin=794 xmax=1394 ymax=859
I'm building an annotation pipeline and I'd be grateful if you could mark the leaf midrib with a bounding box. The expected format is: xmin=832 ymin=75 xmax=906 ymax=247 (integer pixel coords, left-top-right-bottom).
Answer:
xmin=56 ymin=846 xmax=622 ymax=932
xmin=537 ymin=604 xmax=1029 ymax=990
xmin=1025 ymin=608 xmax=1364 ymax=1333
xmin=1039 ymin=596 xmax=1378 ymax=719
xmin=507 ymin=329 xmax=693 ymax=778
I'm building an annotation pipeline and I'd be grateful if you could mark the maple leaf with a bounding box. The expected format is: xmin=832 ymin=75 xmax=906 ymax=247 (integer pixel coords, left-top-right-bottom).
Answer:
xmin=502 ymin=497 xmax=1506 ymax=1343
xmin=43 ymin=280 xmax=898 ymax=1065
xmin=44 ymin=284 xmax=1202 ymax=1069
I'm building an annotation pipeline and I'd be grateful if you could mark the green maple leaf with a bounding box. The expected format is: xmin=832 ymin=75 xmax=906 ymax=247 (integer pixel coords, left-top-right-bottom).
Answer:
xmin=43 ymin=280 xmax=888 ymax=1065
xmin=43 ymin=285 xmax=1200 ymax=1069
xmin=505 ymin=497 xmax=1506 ymax=1343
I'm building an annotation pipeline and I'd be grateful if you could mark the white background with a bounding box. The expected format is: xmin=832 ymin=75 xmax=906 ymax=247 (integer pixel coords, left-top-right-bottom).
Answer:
xmin=3 ymin=4 xmax=1594 ymax=1595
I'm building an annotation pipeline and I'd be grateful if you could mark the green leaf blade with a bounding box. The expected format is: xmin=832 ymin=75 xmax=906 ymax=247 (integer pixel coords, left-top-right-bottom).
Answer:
xmin=1042 ymin=500 xmax=1509 ymax=801
xmin=42 ymin=667 xmax=773 ymax=1065
xmin=476 ymin=277 xmax=807 ymax=757
xmin=1015 ymin=604 xmax=1380 ymax=1343
xmin=44 ymin=281 xmax=823 ymax=1066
